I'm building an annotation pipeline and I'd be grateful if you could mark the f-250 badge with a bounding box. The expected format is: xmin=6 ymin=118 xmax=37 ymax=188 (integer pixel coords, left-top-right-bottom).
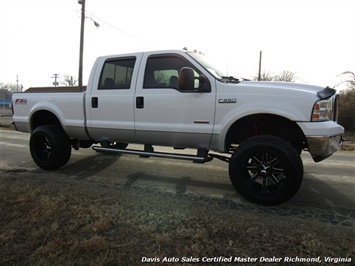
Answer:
xmin=218 ymin=98 xmax=237 ymax=104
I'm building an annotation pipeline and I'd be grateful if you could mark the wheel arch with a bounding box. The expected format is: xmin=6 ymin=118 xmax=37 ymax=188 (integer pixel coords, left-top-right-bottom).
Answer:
xmin=224 ymin=113 xmax=307 ymax=151
xmin=30 ymin=110 xmax=63 ymax=133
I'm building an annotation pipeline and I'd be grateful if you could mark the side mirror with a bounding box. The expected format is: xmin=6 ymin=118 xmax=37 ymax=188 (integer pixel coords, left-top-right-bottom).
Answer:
xmin=178 ymin=67 xmax=195 ymax=91
xmin=178 ymin=67 xmax=211 ymax=92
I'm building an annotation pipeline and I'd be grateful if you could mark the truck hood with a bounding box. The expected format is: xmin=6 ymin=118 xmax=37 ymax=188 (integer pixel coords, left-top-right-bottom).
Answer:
xmin=238 ymin=81 xmax=324 ymax=95
xmin=215 ymin=80 xmax=338 ymax=122
xmin=223 ymin=81 xmax=337 ymax=100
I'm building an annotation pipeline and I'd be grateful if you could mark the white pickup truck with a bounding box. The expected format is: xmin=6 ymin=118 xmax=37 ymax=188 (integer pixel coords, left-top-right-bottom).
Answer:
xmin=12 ymin=49 xmax=344 ymax=205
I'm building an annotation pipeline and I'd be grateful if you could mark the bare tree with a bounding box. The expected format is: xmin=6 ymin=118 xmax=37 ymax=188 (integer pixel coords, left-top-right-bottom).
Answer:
xmin=253 ymin=70 xmax=275 ymax=81
xmin=0 ymin=82 xmax=20 ymax=99
xmin=274 ymin=70 xmax=297 ymax=82
xmin=60 ymin=75 xmax=77 ymax=86
xmin=336 ymin=71 xmax=355 ymax=89
xmin=253 ymin=70 xmax=297 ymax=82
xmin=339 ymin=86 xmax=355 ymax=132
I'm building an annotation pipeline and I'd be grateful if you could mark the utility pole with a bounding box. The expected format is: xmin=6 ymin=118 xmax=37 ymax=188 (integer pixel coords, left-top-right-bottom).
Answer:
xmin=52 ymin=74 xmax=59 ymax=86
xmin=16 ymin=74 xmax=19 ymax=92
xmin=78 ymin=0 xmax=86 ymax=91
xmin=258 ymin=51 xmax=262 ymax=81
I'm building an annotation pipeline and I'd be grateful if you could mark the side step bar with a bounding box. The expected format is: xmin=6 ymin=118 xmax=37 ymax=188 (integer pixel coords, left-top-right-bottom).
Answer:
xmin=92 ymin=146 xmax=213 ymax=163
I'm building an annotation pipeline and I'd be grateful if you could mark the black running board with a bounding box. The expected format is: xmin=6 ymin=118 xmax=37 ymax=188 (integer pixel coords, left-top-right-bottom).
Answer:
xmin=92 ymin=146 xmax=213 ymax=163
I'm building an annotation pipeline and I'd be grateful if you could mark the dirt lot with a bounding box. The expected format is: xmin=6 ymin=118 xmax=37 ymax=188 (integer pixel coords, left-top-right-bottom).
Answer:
xmin=0 ymin=168 xmax=354 ymax=265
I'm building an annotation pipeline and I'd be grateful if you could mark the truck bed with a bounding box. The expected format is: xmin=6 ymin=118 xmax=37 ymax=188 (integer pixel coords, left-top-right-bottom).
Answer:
xmin=12 ymin=90 xmax=88 ymax=140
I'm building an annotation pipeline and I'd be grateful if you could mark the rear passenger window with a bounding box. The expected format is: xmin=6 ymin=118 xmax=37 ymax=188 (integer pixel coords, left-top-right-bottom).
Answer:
xmin=98 ymin=57 xmax=136 ymax=90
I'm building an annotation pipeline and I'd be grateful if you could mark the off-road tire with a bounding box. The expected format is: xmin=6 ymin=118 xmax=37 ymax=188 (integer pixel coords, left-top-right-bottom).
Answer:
xmin=229 ymin=135 xmax=303 ymax=205
xmin=30 ymin=125 xmax=71 ymax=170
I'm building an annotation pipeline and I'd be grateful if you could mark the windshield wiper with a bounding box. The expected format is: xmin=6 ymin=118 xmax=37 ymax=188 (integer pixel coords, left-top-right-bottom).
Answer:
xmin=221 ymin=76 xmax=251 ymax=83
xmin=221 ymin=76 xmax=240 ymax=83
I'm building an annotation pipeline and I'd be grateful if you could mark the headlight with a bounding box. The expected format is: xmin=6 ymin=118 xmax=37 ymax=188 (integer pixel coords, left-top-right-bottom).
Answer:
xmin=312 ymin=98 xmax=333 ymax=121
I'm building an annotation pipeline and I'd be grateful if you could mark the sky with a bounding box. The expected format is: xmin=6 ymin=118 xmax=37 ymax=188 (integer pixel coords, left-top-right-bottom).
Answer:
xmin=0 ymin=0 xmax=354 ymax=91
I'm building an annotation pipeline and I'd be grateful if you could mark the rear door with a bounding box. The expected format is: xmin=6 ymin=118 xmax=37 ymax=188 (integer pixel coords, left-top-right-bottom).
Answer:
xmin=134 ymin=52 xmax=216 ymax=149
xmin=86 ymin=54 xmax=141 ymax=143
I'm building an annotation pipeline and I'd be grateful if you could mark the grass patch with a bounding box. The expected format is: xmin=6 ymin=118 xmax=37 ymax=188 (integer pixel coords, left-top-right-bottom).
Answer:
xmin=343 ymin=132 xmax=355 ymax=151
xmin=0 ymin=175 xmax=354 ymax=265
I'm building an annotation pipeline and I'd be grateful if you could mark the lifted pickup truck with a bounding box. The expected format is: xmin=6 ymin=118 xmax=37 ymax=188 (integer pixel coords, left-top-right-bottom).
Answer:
xmin=12 ymin=49 xmax=344 ymax=205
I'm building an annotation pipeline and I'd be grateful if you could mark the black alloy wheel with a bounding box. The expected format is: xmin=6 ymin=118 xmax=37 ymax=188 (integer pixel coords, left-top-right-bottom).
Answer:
xmin=229 ymin=135 xmax=303 ymax=205
xmin=30 ymin=125 xmax=71 ymax=170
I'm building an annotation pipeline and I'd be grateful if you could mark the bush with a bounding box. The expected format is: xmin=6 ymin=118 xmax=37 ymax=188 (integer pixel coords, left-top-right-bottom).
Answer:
xmin=338 ymin=88 xmax=355 ymax=132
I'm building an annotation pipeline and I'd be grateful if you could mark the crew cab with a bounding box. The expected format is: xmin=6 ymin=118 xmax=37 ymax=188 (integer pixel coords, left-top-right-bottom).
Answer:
xmin=12 ymin=49 xmax=344 ymax=205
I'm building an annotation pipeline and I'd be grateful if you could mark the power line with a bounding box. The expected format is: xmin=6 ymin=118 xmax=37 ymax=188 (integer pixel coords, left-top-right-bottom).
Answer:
xmin=85 ymin=11 xmax=157 ymax=47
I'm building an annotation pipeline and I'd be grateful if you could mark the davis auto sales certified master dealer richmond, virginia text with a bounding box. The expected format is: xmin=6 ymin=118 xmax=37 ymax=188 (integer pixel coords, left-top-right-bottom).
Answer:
xmin=141 ymin=256 xmax=352 ymax=263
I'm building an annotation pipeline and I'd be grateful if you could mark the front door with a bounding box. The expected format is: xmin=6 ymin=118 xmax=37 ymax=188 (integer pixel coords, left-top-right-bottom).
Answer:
xmin=134 ymin=53 xmax=216 ymax=149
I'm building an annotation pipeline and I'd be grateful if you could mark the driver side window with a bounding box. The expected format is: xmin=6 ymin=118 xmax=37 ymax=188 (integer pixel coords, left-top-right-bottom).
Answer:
xmin=143 ymin=55 xmax=200 ymax=90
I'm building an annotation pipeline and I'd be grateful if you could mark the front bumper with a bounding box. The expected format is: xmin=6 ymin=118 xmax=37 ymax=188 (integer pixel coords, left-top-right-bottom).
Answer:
xmin=306 ymin=135 xmax=343 ymax=162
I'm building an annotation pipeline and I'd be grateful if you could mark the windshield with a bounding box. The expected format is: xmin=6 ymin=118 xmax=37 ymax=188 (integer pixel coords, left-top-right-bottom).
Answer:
xmin=187 ymin=52 xmax=227 ymax=79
